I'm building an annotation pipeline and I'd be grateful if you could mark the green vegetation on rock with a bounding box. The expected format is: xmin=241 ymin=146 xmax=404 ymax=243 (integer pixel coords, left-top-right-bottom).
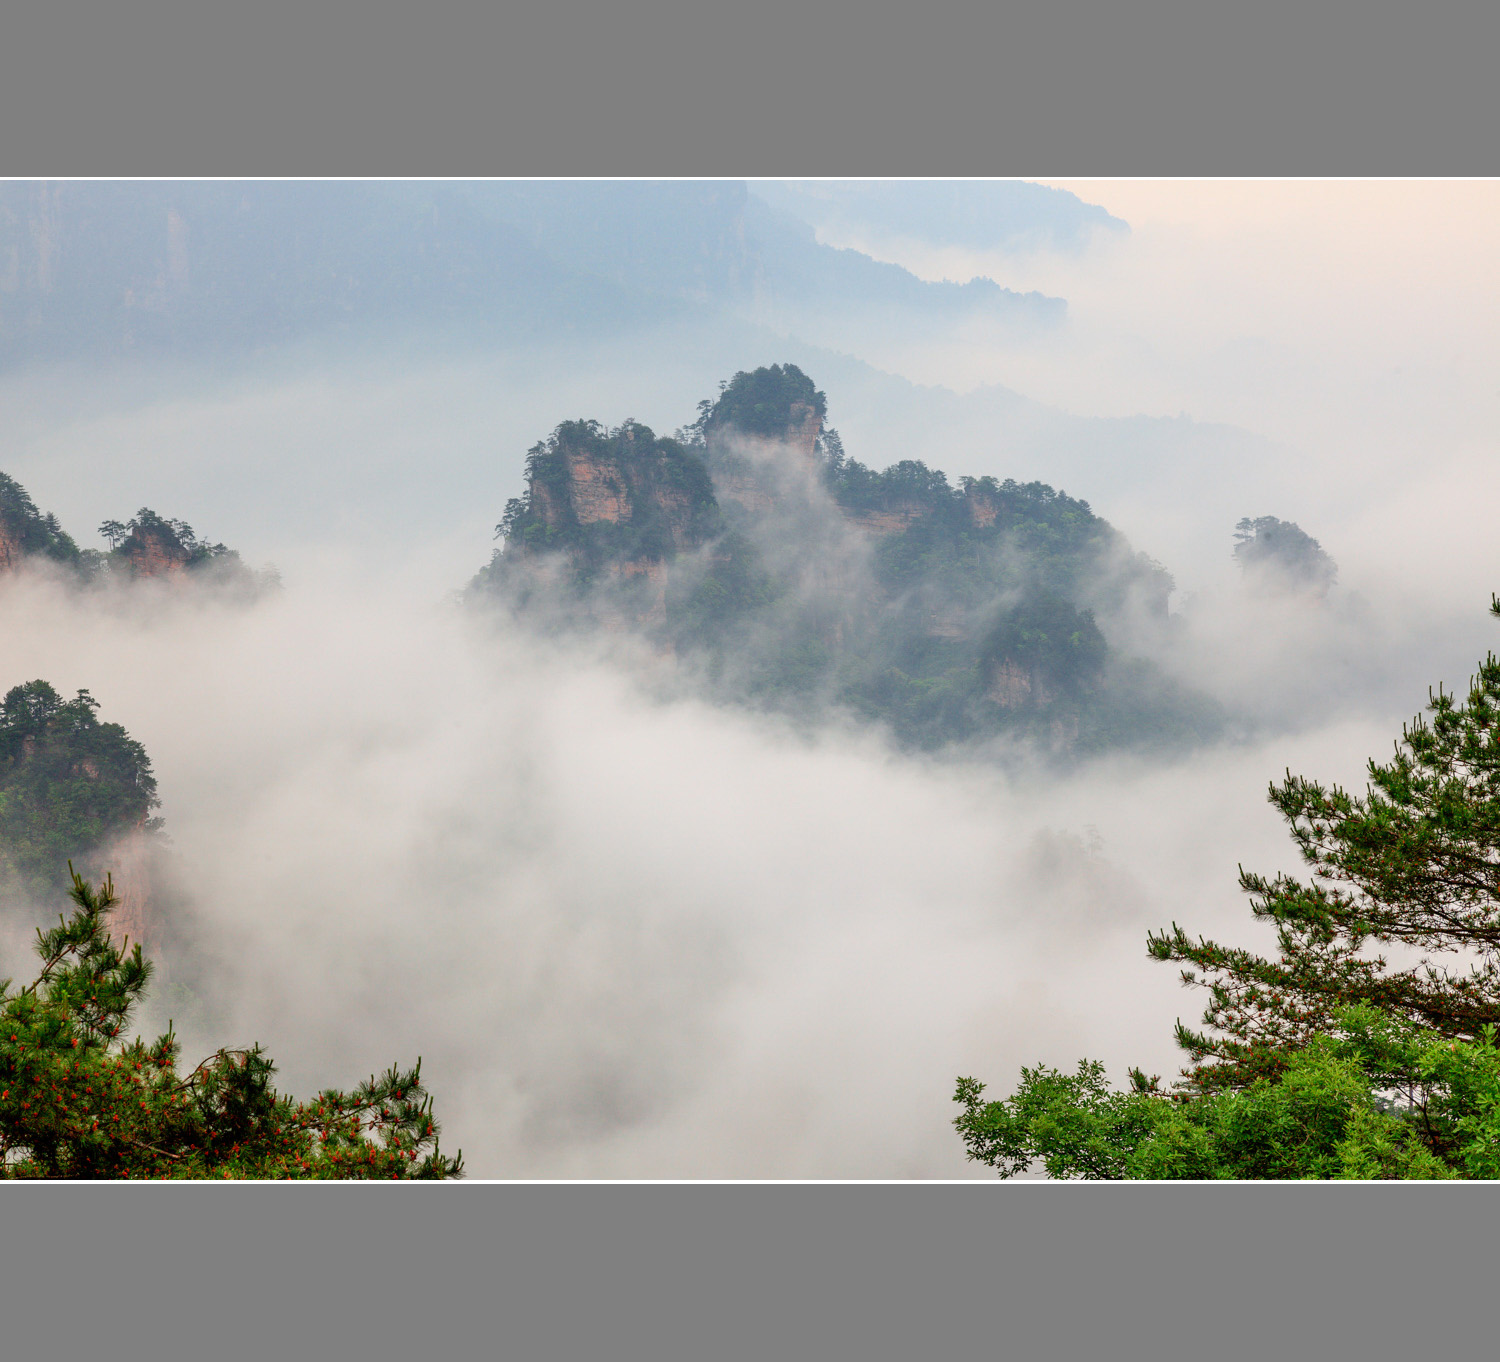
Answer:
xmin=472 ymin=365 xmax=1222 ymax=758
xmin=0 ymin=681 xmax=159 ymax=907
xmin=702 ymin=363 xmax=826 ymax=438
xmin=0 ymin=473 xmax=80 ymax=565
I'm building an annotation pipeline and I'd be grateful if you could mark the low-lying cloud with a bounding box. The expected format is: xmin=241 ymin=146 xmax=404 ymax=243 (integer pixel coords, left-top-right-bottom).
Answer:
xmin=0 ymin=555 xmax=1428 ymax=1176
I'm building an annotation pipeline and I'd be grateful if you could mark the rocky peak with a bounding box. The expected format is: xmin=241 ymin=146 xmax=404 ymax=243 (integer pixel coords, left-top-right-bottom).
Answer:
xmin=707 ymin=397 xmax=823 ymax=466
xmin=520 ymin=420 xmax=717 ymax=557
xmin=703 ymin=364 xmax=826 ymax=458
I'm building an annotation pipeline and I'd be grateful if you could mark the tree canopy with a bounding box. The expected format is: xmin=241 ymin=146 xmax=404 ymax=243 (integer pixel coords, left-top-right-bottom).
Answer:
xmin=704 ymin=364 xmax=827 ymax=438
xmin=0 ymin=868 xmax=462 ymax=1178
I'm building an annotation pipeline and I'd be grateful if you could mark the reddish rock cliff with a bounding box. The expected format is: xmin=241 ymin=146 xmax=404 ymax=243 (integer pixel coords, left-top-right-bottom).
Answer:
xmin=985 ymin=659 xmax=1048 ymax=709
xmin=847 ymin=506 xmax=927 ymax=537
xmin=103 ymin=824 xmax=154 ymax=954
xmin=528 ymin=424 xmax=712 ymax=557
xmin=0 ymin=520 xmax=19 ymax=572
xmin=121 ymin=527 xmax=190 ymax=578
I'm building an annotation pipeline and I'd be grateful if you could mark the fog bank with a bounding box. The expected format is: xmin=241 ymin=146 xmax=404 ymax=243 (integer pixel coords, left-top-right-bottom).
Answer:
xmin=0 ymin=561 xmax=1422 ymax=1175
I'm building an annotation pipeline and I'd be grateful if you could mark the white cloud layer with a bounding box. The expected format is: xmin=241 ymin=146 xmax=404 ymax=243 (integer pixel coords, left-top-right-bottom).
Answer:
xmin=0 ymin=561 xmax=1429 ymax=1176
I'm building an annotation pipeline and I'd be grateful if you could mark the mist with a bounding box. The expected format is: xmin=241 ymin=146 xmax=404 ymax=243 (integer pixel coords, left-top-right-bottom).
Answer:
xmin=2 ymin=181 xmax=1497 ymax=1176
xmin=0 ymin=557 xmax=1396 ymax=1177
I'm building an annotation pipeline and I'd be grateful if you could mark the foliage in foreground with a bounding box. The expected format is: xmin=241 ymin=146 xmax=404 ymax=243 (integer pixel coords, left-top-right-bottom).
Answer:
xmin=956 ymin=600 xmax=1500 ymax=1178
xmin=0 ymin=869 xmax=462 ymax=1179
xmin=953 ymin=1007 xmax=1500 ymax=1180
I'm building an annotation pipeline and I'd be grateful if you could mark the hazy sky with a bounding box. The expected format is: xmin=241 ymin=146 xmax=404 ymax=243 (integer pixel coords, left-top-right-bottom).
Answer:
xmin=826 ymin=178 xmax=1500 ymax=445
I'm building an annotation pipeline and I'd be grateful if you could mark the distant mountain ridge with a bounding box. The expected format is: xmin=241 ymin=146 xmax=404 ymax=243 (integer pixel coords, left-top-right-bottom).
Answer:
xmin=0 ymin=182 xmax=1064 ymax=369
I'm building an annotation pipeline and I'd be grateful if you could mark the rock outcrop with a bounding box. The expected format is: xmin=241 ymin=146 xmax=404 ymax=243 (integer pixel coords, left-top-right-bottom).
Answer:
xmin=0 ymin=519 xmax=20 ymax=572
xmin=473 ymin=364 xmax=1212 ymax=757
xmin=102 ymin=824 xmax=154 ymax=954
xmin=119 ymin=524 xmax=191 ymax=578
xmin=496 ymin=420 xmax=718 ymax=629
xmin=847 ymin=506 xmax=926 ymax=537
xmin=523 ymin=421 xmax=716 ymax=558
xmin=984 ymin=659 xmax=1048 ymax=709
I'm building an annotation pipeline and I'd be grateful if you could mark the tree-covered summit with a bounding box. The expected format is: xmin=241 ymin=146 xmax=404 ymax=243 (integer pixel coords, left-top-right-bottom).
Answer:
xmin=98 ymin=507 xmax=246 ymax=579
xmin=0 ymin=472 xmax=274 ymax=595
xmin=0 ymin=681 xmax=160 ymax=908
xmin=471 ymin=366 xmax=1221 ymax=758
xmin=702 ymin=364 xmax=827 ymax=439
xmin=0 ymin=473 xmax=81 ymax=568
xmin=491 ymin=419 xmax=719 ymax=578
xmin=1233 ymin=515 xmax=1337 ymax=596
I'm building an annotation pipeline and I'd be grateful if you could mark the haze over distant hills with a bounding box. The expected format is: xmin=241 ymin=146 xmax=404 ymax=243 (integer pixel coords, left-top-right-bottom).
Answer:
xmin=0 ymin=181 xmax=1063 ymax=369
xmin=751 ymin=180 xmax=1128 ymax=255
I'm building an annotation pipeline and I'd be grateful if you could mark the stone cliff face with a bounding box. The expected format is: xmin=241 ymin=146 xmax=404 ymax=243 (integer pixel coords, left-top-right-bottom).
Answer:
xmin=847 ymin=507 xmax=925 ymax=536
xmin=120 ymin=527 xmax=190 ymax=578
xmin=102 ymin=824 xmax=154 ymax=953
xmin=504 ymin=421 xmax=717 ymax=629
xmin=964 ymin=484 xmax=1000 ymax=529
xmin=527 ymin=425 xmax=712 ymax=557
xmin=984 ymin=659 xmax=1049 ymax=710
xmin=0 ymin=518 xmax=20 ymax=572
xmin=705 ymin=401 xmax=824 ymax=518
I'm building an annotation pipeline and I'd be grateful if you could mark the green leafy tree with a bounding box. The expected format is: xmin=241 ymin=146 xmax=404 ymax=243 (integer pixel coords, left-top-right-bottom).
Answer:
xmin=955 ymin=599 xmax=1500 ymax=1177
xmin=1150 ymin=598 xmax=1500 ymax=1091
xmin=953 ymin=1013 xmax=1459 ymax=1179
xmin=0 ymin=868 xmax=462 ymax=1178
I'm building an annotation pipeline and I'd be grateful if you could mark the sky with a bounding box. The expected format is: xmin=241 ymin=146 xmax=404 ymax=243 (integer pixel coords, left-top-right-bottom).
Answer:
xmin=1 ymin=180 xmax=1497 ymax=1177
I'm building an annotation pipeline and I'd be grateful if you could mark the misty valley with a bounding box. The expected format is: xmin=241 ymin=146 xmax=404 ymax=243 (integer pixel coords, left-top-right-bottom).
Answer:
xmin=2 ymin=180 xmax=1497 ymax=1178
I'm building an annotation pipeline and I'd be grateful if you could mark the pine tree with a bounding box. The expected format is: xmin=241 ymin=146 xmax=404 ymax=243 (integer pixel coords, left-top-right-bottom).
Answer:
xmin=0 ymin=867 xmax=462 ymax=1179
xmin=1149 ymin=597 xmax=1500 ymax=1091
xmin=954 ymin=599 xmax=1500 ymax=1177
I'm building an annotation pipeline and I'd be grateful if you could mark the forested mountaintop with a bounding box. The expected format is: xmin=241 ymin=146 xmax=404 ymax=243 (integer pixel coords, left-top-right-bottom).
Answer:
xmin=0 ymin=478 xmax=260 ymax=936
xmin=0 ymin=679 xmax=159 ymax=948
xmin=0 ymin=475 xmax=271 ymax=594
xmin=471 ymin=365 xmax=1221 ymax=756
